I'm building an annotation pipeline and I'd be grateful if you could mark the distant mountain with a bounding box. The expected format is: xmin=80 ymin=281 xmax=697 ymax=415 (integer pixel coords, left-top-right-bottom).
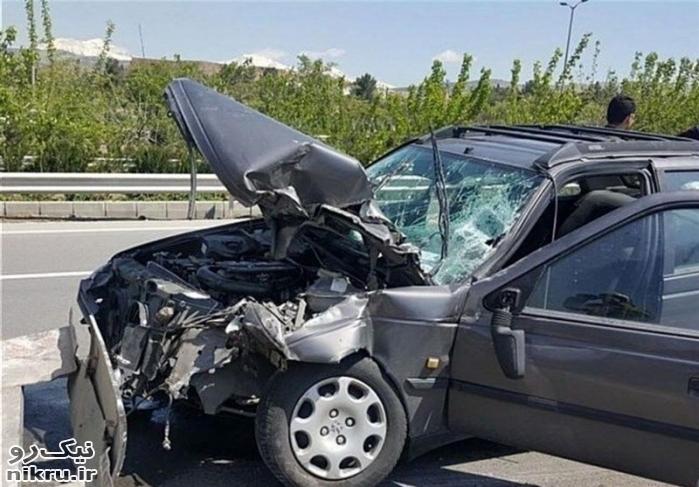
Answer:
xmin=41 ymin=37 xmax=132 ymax=61
xmin=327 ymin=65 xmax=347 ymax=79
xmin=25 ymin=39 xmax=498 ymax=92
xmin=320 ymin=66 xmax=395 ymax=90
xmin=391 ymin=78 xmax=512 ymax=93
xmin=226 ymin=53 xmax=290 ymax=71
xmin=465 ymin=78 xmax=511 ymax=89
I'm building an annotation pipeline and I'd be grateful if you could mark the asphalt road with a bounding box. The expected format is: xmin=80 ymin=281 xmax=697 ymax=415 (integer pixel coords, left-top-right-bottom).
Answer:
xmin=4 ymin=219 xmax=665 ymax=487
xmin=1 ymin=219 xmax=226 ymax=340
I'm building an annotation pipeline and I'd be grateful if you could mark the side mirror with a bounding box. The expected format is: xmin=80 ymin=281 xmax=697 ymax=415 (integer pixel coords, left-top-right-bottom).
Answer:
xmin=490 ymin=288 xmax=526 ymax=379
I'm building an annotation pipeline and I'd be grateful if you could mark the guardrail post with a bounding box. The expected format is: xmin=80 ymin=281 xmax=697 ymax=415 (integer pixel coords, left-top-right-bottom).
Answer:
xmin=187 ymin=147 xmax=197 ymax=220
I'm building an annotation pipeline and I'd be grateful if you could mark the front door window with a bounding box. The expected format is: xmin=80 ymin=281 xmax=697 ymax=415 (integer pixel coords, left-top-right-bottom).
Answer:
xmin=517 ymin=208 xmax=699 ymax=331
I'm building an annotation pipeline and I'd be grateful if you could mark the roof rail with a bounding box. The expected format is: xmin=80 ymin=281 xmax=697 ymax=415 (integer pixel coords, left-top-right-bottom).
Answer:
xmin=535 ymin=140 xmax=699 ymax=168
xmin=434 ymin=124 xmax=691 ymax=143
xmin=425 ymin=124 xmax=699 ymax=169
xmin=449 ymin=125 xmax=580 ymax=145
xmin=541 ymin=124 xmax=688 ymax=142
xmin=504 ymin=125 xmax=608 ymax=142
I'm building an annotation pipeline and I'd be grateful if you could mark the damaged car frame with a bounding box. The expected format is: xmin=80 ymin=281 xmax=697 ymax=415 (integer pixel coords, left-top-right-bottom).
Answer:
xmin=72 ymin=78 xmax=699 ymax=487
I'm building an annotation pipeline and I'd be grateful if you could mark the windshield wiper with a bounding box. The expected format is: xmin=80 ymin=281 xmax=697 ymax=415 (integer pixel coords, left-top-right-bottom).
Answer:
xmin=429 ymin=130 xmax=450 ymax=274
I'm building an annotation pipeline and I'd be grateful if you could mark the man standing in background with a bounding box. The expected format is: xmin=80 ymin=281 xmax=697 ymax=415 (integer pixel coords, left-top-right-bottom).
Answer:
xmin=606 ymin=95 xmax=636 ymax=129
xmin=679 ymin=126 xmax=699 ymax=140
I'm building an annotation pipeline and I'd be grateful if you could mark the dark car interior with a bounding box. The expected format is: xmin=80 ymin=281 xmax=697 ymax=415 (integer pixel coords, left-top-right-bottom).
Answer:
xmin=506 ymin=172 xmax=648 ymax=266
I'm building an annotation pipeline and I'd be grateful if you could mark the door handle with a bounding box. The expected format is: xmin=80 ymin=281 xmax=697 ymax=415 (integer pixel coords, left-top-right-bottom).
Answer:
xmin=689 ymin=378 xmax=699 ymax=398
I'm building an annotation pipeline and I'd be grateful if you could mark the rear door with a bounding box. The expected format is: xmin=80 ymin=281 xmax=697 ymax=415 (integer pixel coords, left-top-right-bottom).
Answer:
xmin=448 ymin=192 xmax=699 ymax=486
xmin=654 ymin=157 xmax=699 ymax=192
xmin=655 ymin=159 xmax=699 ymax=329
xmin=661 ymin=208 xmax=699 ymax=327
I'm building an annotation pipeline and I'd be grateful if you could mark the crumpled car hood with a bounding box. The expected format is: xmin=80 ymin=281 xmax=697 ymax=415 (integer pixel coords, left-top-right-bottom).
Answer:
xmin=165 ymin=78 xmax=374 ymax=217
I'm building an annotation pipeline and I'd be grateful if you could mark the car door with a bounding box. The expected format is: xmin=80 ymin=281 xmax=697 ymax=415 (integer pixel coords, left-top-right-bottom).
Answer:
xmin=448 ymin=192 xmax=699 ymax=487
xmin=654 ymin=157 xmax=699 ymax=192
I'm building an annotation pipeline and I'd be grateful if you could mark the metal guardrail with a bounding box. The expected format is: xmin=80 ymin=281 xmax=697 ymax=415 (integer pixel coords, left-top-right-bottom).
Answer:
xmin=0 ymin=172 xmax=226 ymax=193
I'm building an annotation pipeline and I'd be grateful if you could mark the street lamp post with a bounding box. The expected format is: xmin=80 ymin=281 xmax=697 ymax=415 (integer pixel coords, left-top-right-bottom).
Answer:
xmin=560 ymin=0 xmax=589 ymax=72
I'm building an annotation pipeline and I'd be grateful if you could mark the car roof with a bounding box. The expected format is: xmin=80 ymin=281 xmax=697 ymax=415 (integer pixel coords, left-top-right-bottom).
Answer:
xmin=417 ymin=124 xmax=699 ymax=170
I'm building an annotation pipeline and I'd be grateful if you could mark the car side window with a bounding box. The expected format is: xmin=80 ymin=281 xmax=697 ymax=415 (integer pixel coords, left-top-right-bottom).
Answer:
xmin=665 ymin=171 xmax=699 ymax=191
xmin=665 ymin=209 xmax=699 ymax=274
xmin=520 ymin=208 xmax=699 ymax=332
xmin=661 ymin=209 xmax=699 ymax=329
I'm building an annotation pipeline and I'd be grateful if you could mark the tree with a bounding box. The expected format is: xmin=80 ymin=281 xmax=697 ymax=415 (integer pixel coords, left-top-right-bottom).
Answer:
xmin=352 ymin=73 xmax=377 ymax=100
xmin=40 ymin=0 xmax=55 ymax=65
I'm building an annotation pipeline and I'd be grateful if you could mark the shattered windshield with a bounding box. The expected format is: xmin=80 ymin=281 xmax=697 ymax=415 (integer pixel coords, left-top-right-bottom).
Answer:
xmin=367 ymin=145 xmax=543 ymax=284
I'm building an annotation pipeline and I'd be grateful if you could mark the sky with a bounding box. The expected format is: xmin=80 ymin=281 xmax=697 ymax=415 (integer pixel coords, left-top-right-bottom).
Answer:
xmin=2 ymin=0 xmax=698 ymax=86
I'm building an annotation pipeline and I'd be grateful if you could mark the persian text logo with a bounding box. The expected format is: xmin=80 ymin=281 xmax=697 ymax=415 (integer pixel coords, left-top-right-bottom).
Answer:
xmin=6 ymin=438 xmax=99 ymax=483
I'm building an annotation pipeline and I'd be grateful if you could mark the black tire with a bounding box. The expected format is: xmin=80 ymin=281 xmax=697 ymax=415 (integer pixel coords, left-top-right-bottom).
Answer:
xmin=255 ymin=356 xmax=407 ymax=487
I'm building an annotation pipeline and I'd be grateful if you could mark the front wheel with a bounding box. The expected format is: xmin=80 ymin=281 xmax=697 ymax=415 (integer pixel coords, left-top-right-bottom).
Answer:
xmin=255 ymin=357 xmax=407 ymax=487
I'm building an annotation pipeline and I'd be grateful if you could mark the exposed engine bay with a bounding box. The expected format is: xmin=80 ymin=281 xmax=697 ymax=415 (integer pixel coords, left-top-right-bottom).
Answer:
xmin=84 ymin=209 xmax=426 ymax=420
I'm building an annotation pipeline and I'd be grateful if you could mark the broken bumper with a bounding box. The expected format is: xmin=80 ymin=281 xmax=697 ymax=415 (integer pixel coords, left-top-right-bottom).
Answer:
xmin=70 ymin=285 xmax=127 ymax=485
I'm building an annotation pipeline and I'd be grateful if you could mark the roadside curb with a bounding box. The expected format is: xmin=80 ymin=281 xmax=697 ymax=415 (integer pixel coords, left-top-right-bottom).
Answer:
xmin=1 ymin=327 xmax=80 ymax=487
xmin=1 ymin=201 xmax=261 ymax=220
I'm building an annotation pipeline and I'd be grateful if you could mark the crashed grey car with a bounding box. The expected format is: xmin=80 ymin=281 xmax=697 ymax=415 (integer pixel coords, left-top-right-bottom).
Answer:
xmin=74 ymin=78 xmax=699 ymax=487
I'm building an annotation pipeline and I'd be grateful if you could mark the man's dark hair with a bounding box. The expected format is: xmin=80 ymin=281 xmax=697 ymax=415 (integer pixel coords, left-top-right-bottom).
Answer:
xmin=678 ymin=125 xmax=699 ymax=140
xmin=606 ymin=95 xmax=636 ymax=126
